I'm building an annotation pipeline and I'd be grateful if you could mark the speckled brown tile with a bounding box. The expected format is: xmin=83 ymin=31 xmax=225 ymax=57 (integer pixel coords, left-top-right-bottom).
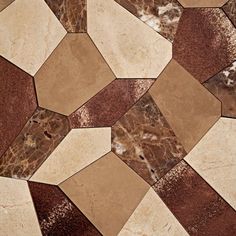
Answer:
xmin=69 ymin=79 xmax=154 ymax=128
xmin=153 ymin=161 xmax=236 ymax=235
xmin=28 ymin=181 xmax=101 ymax=236
xmin=112 ymin=93 xmax=186 ymax=185
xmin=223 ymin=0 xmax=236 ymax=28
xmin=0 ymin=56 xmax=37 ymax=158
xmin=173 ymin=8 xmax=236 ymax=83
xmin=45 ymin=0 xmax=86 ymax=32
xmin=178 ymin=0 xmax=228 ymax=7
xmin=0 ymin=108 xmax=70 ymax=179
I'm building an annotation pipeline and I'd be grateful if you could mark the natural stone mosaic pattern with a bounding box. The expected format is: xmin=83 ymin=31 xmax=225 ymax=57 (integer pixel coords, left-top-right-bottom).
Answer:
xmin=178 ymin=0 xmax=228 ymax=7
xmin=0 ymin=0 xmax=14 ymax=11
xmin=223 ymin=0 xmax=236 ymax=28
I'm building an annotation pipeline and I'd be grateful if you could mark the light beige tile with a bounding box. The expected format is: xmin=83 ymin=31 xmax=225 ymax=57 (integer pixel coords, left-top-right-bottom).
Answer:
xmin=0 ymin=0 xmax=14 ymax=11
xmin=185 ymin=118 xmax=236 ymax=210
xmin=178 ymin=0 xmax=227 ymax=7
xmin=60 ymin=152 xmax=149 ymax=236
xmin=87 ymin=0 xmax=172 ymax=78
xmin=0 ymin=177 xmax=41 ymax=236
xmin=31 ymin=128 xmax=111 ymax=185
xmin=0 ymin=0 xmax=66 ymax=75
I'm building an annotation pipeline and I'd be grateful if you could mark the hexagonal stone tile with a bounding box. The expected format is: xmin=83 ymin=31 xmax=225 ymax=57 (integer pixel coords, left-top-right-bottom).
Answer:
xmin=178 ymin=0 xmax=228 ymax=7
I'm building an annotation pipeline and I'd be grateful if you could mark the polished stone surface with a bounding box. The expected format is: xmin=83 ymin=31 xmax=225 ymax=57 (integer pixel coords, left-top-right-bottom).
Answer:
xmin=178 ymin=0 xmax=228 ymax=7
xmin=0 ymin=0 xmax=14 ymax=11
xmin=223 ymin=0 xmax=236 ymax=28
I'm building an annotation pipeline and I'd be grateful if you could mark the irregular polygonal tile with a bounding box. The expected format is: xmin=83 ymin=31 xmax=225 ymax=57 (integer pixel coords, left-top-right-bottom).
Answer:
xmin=118 ymin=188 xmax=188 ymax=236
xmin=0 ymin=177 xmax=41 ymax=236
xmin=45 ymin=0 xmax=86 ymax=32
xmin=60 ymin=152 xmax=149 ymax=236
xmin=0 ymin=0 xmax=14 ymax=11
xmin=112 ymin=93 xmax=186 ymax=185
xmin=185 ymin=118 xmax=236 ymax=210
xmin=0 ymin=56 xmax=37 ymax=158
xmin=87 ymin=0 xmax=172 ymax=78
xmin=173 ymin=8 xmax=236 ymax=83
xmin=0 ymin=108 xmax=70 ymax=180
xmin=31 ymin=128 xmax=111 ymax=185
xmin=115 ymin=0 xmax=183 ymax=42
xmin=149 ymin=59 xmax=221 ymax=152
xmin=223 ymin=0 xmax=236 ymax=27
xmin=28 ymin=182 xmax=101 ymax=236
xmin=178 ymin=0 xmax=228 ymax=7
xmin=0 ymin=0 xmax=66 ymax=75
xmin=35 ymin=33 xmax=115 ymax=115
xmin=69 ymin=79 xmax=154 ymax=128
xmin=153 ymin=161 xmax=236 ymax=235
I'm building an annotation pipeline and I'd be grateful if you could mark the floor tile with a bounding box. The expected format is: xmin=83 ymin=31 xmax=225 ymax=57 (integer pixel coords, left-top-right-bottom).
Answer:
xmin=35 ymin=33 xmax=115 ymax=115
xmin=153 ymin=161 xmax=236 ymax=235
xmin=112 ymin=93 xmax=186 ymax=185
xmin=223 ymin=0 xmax=236 ymax=28
xmin=31 ymin=128 xmax=111 ymax=185
xmin=60 ymin=152 xmax=149 ymax=236
xmin=173 ymin=8 xmax=236 ymax=83
xmin=149 ymin=59 xmax=221 ymax=152
xmin=0 ymin=0 xmax=14 ymax=11
xmin=0 ymin=0 xmax=66 ymax=75
xmin=87 ymin=0 xmax=172 ymax=78
xmin=0 ymin=108 xmax=70 ymax=180
xmin=178 ymin=0 xmax=227 ymax=7
xmin=28 ymin=181 xmax=101 ymax=236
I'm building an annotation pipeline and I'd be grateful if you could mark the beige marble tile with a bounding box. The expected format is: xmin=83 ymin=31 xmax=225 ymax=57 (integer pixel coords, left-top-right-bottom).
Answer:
xmin=0 ymin=177 xmax=41 ymax=236
xmin=0 ymin=0 xmax=14 ymax=11
xmin=118 ymin=188 xmax=188 ymax=236
xmin=60 ymin=152 xmax=149 ymax=236
xmin=87 ymin=0 xmax=172 ymax=78
xmin=178 ymin=0 xmax=227 ymax=7
xmin=0 ymin=0 xmax=66 ymax=75
xmin=185 ymin=118 xmax=236 ymax=210
xmin=31 ymin=128 xmax=111 ymax=185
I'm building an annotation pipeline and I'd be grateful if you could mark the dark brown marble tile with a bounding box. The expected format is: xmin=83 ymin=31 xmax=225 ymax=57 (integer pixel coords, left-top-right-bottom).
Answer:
xmin=69 ymin=79 xmax=154 ymax=128
xmin=112 ymin=93 xmax=186 ymax=185
xmin=0 ymin=56 xmax=37 ymax=158
xmin=153 ymin=161 xmax=236 ymax=235
xmin=173 ymin=8 xmax=236 ymax=83
xmin=115 ymin=0 xmax=183 ymax=42
xmin=223 ymin=0 xmax=236 ymax=28
xmin=0 ymin=108 xmax=70 ymax=179
xmin=45 ymin=0 xmax=86 ymax=32
xmin=28 ymin=181 xmax=101 ymax=236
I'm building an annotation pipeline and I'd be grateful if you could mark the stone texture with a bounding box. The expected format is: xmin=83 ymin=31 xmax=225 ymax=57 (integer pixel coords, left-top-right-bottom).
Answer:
xmin=223 ymin=0 xmax=236 ymax=28
xmin=0 ymin=0 xmax=14 ymax=11
xmin=178 ymin=0 xmax=228 ymax=7
xmin=112 ymin=93 xmax=186 ymax=185
xmin=35 ymin=33 xmax=115 ymax=115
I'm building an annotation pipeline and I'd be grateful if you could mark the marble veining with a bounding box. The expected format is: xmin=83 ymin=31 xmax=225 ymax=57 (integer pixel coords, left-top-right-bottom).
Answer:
xmin=223 ymin=0 xmax=236 ymax=28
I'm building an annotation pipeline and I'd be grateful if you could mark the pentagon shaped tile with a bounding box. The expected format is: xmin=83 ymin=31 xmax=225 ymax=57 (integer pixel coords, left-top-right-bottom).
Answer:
xmin=35 ymin=33 xmax=115 ymax=115
xmin=0 ymin=56 xmax=37 ymax=158
xmin=173 ymin=8 xmax=236 ymax=83
xmin=87 ymin=0 xmax=172 ymax=78
xmin=0 ymin=0 xmax=14 ymax=11
xmin=60 ymin=152 xmax=149 ymax=236
xmin=223 ymin=0 xmax=236 ymax=28
xmin=0 ymin=0 xmax=66 ymax=75
xmin=178 ymin=0 xmax=228 ymax=7
xmin=31 ymin=128 xmax=111 ymax=185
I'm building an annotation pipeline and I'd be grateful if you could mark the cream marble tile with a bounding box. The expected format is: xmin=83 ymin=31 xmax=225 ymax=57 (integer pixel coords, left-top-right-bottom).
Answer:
xmin=0 ymin=177 xmax=41 ymax=236
xmin=185 ymin=118 xmax=236 ymax=210
xmin=87 ymin=0 xmax=172 ymax=78
xmin=0 ymin=0 xmax=66 ymax=75
xmin=0 ymin=0 xmax=14 ymax=11
xmin=178 ymin=0 xmax=227 ymax=7
xmin=30 ymin=128 xmax=111 ymax=185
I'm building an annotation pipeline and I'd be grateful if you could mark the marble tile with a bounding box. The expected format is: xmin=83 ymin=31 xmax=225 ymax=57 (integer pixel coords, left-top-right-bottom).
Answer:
xmin=0 ymin=177 xmax=41 ymax=236
xmin=118 ymin=188 xmax=188 ymax=236
xmin=60 ymin=152 xmax=149 ymax=236
xmin=28 ymin=182 xmax=101 ymax=236
xmin=115 ymin=0 xmax=183 ymax=42
xmin=45 ymin=0 xmax=86 ymax=32
xmin=35 ymin=33 xmax=115 ymax=115
xmin=0 ymin=108 xmax=70 ymax=180
xmin=173 ymin=8 xmax=236 ymax=83
xmin=0 ymin=0 xmax=14 ymax=11
xmin=185 ymin=118 xmax=236 ymax=210
xmin=31 ymin=128 xmax=111 ymax=185
xmin=0 ymin=56 xmax=37 ymax=158
xmin=69 ymin=79 xmax=154 ymax=128
xmin=112 ymin=93 xmax=186 ymax=185
xmin=153 ymin=161 xmax=236 ymax=235
xmin=149 ymin=59 xmax=221 ymax=153
xmin=0 ymin=0 xmax=66 ymax=75
xmin=223 ymin=0 xmax=236 ymax=28
xmin=87 ymin=0 xmax=172 ymax=78
xmin=178 ymin=0 xmax=228 ymax=7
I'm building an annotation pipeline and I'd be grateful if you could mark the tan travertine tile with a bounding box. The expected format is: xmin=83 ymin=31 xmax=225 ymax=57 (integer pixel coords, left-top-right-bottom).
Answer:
xmin=35 ymin=33 xmax=115 ymax=115
xmin=118 ymin=188 xmax=188 ymax=236
xmin=0 ymin=177 xmax=41 ymax=236
xmin=0 ymin=0 xmax=14 ymax=11
xmin=60 ymin=152 xmax=149 ymax=236
xmin=0 ymin=0 xmax=66 ymax=75
xmin=87 ymin=0 xmax=172 ymax=78
xmin=149 ymin=59 xmax=221 ymax=153
xmin=185 ymin=118 xmax=236 ymax=210
xmin=178 ymin=0 xmax=227 ymax=7
xmin=31 ymin=128 xmax=111 ymax=185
